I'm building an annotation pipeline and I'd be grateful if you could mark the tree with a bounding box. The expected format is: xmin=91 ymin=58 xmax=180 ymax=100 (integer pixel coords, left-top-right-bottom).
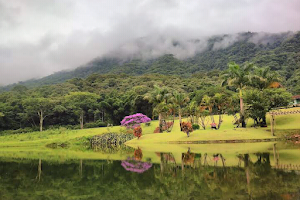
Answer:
xmin=23 ymin=97 xmax=54 ymax=132
xmin=185 ymin=101 xmax=198 ymax=124
xmin=133 ymin=126 xmax=142 ymax=139
xmin=172 ymin=92 xmax=190 ymax=129
xmin=120 ymin=113 xmax=151 ymax=129
xmin=200 ymin=95 xmax=215 ymax=123
xmin=144 ymin=86 xmax=171 ymax=132
xmin=199 ymin=109 xmax=209 ymax=130
xmin=244 ymin=90 xmax=269 ymax=126
xmin=222 ymin=62 xmax=253 ymax=127
xmin=245 ymin=88 xmax=292 ymax=127
xmin=250 ymin=66 xmax=281 ymax=90
xmin=65 ymin=92 xmax=99 ymax=129
xmin=181 ymin=122 xmax=193 ymax=137
xmin=212 ymin=93 xmax=229 ymax=129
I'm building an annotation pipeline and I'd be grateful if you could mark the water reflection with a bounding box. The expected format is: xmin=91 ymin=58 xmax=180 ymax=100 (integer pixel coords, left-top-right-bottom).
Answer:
xmin=121 ymin=148 xmax=153 ymax=173
xmin=0 ymin=143 xmax=299 ymax=199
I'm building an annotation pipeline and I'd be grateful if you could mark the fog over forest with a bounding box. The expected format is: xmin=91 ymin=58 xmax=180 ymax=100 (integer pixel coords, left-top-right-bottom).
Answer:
xmin=1 ymin=0 xmax=300 ymax=85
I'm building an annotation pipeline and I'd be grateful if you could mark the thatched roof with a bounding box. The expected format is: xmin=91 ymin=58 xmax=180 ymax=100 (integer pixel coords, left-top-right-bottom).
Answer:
xmin=292 ymin=95 xmax=300 ymax=99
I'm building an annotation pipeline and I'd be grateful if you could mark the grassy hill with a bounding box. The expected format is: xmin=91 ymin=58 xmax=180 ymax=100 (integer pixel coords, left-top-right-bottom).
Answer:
xmin=0 ymin=108 xmax=299 ymax=166
xmin=1 ymin=108 xmax=299 ymax=148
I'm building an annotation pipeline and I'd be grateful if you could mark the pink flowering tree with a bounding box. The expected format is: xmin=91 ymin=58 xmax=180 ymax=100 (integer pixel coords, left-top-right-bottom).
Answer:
xmin=120 ymin=113 xmax=151 ymax=129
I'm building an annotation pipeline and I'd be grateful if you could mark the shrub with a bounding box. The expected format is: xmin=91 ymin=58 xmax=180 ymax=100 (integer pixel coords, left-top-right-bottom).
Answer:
xmin=181 ymin=122 xmax=193 ymax=137
xmin=0 ymin=127 xmax=38 ymax=135
xmin=153 ymin=121 xmax=174 ymax=133
xmin=153 ymin=127 xmax=160 ymax=133
xmin=192 ymin=124 xmax=200 ymax=130
xmin=85 ymin=121 xmax=107 ymax=128
xmin=133 ymin=126 xmax=142 ymax=139
xmin=145 ymin=122 xmax=151 ymax=126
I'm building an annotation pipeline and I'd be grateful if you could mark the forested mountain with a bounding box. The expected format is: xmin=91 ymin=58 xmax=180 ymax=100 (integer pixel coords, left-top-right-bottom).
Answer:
xmin=1 ymin=31 xmax=299 ymax=94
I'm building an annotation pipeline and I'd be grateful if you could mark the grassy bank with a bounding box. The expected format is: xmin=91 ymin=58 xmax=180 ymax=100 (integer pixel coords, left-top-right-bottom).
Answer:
xmin=127 ymin=107 xmax=300 ymax=144
xmin=0 ymin=108 xmax=299 ymax=148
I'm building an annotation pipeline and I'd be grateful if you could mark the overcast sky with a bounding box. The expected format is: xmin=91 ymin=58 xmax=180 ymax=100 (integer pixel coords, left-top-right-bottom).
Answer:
xmin=0 ymin=0 xmax=300 ymax=85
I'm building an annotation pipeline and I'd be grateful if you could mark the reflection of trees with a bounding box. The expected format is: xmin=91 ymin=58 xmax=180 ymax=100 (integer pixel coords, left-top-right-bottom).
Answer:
xmin=92 ymin=143 xmax=134 ymax=154
xmin=36 ymin=158 xmax=42 ymax=182
xmin=0 ymin=152 xmax=300 ymax=200
xmin=134 ymin=148 xmax=143 ymax=161
xmin=121 ymin=148 xmax=152 ymax=173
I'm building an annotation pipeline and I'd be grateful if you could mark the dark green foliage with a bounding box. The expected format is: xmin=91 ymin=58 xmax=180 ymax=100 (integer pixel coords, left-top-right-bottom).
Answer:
xmin=0 ymin=31 xmax=299 ymax=132
xmin=90 ymin=133 xmax=135 ymax=146
xmin=84 ymin=121 xmax=107 ymax=128
xmin=192 ymin=124 xmax=200 ymax=130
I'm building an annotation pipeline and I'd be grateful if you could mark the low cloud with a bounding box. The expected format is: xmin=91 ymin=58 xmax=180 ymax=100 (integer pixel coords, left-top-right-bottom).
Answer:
xmin=0 ymin=0 xmax=300 ymax=85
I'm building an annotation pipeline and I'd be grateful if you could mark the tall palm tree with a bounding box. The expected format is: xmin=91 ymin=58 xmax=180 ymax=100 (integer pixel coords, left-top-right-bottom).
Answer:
xmin=144 ymin=85 xmax=171 ymax=132
xmin=200 ymin=95 xmax=215 ymax=123
xmin=172 ymin=92 xmax=190 ymax=129
xmin=222 ymin=62 xmax=253 ymax=128
xmin=251 ymin=66 xmax=281 ymax=90
xmin=212 ymin=93 xmax=228 ymax=129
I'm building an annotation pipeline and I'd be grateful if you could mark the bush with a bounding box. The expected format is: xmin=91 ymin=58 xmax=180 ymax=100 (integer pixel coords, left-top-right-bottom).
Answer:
xmin=153 ymin=121 xmax=174 ymax=133
xmin=85 ymin=121 xmax=107 ymax=128
xmin=0 ymin=127 xmax=38 ymax=135
xmin=133 ymin=126 xmax=142 ymax=139
xmin=153 ymin=127 xmax=160 ymax=133
xmin=192 ymin=124 xmax=200 ymax=130
xmin=181 ymin=122 xmax=193 ymax=137
xmin=145 ymin=122 xmax=151 ymax=126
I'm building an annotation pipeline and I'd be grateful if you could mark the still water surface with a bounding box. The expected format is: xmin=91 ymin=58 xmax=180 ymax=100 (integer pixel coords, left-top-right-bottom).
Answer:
xmin=0 ymin=142 xmax=299 ymax=200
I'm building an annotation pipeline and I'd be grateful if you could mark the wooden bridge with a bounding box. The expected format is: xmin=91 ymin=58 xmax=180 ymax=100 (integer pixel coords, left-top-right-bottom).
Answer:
xmin=269 ymin=109 xmax=300 ymax=136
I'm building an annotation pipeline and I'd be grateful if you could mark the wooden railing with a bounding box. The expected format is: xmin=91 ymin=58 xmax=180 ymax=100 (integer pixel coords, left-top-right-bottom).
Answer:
xmin=273 ymin=164 xmax=300 ymax=171
xmin=269 ymin=109 xmax=300 ymax=136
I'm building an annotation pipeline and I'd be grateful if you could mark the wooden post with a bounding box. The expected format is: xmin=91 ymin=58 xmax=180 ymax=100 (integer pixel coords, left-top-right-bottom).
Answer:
xmin=273 ymin=144 xmax=279 ymax=167
xmin=270 ymin=114 xmax=275 ymax=136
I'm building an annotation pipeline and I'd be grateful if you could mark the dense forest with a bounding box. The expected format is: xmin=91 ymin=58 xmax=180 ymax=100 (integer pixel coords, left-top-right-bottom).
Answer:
xmin=0 ymin=31 xmax=299 ymax=133
xmin=1 ymin=31 xmax=299 ymax=95
xmin=0 ymin=63 xmax=292 ymax=133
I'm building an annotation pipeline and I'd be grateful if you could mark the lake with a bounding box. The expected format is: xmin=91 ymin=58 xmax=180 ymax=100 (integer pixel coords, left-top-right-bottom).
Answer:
xmin=0 ymin=142 xmax=299 ymax=200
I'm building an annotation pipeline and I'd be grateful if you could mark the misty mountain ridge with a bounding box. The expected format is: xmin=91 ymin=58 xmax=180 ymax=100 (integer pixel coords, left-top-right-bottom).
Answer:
xmin=1 ymin=31 xmax=299 ymax=92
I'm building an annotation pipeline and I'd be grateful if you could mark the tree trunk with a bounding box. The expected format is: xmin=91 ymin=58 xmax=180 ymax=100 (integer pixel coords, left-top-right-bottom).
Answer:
xmin=179 ymin=109 xmax=182 ymax=131
xmin=261 ymin=115 xmax=267 ymax=127
xmin=159 ymin=113 xmax=163 ymax=133
xmin=80 ymin=110 xmax=84 ymax=129
xmin=239 ymin=89 xmax=246 ymax=128
xmin=200 ymin=116 xmax=206 ymax=130
xmin=173 ymin=109 xmax=175 ymax=122
xmin=36 ymin=158 xmax=42 ymax=182
xmin=39 ymin=110 xmax=43 ymax=132
xmin=210 ymin=115 xmax=215 ymax=123
xmin=217 ymin=114 xmax=223 ymax=129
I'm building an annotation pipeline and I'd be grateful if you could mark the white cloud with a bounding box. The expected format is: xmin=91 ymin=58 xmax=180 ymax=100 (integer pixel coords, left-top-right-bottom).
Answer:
xmin=0 ymin=0 xmax=300 ymax=85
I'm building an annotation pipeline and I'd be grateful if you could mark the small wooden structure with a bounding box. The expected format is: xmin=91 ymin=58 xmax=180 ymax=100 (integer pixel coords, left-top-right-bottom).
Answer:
xmin=292 ymin=95 xmax=300 ymax=107
xmin=269 ymin=109 xmax=300 ymax=136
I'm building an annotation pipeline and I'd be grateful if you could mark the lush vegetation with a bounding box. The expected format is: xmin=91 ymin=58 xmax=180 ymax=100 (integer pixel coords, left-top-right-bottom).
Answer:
xmin=1 ymin=32 xmax=299 ymax=95
xmin=0 ymin=32 xmax=299 ymax=142
xmin=0 ymin=60 xmax=294 ymax=135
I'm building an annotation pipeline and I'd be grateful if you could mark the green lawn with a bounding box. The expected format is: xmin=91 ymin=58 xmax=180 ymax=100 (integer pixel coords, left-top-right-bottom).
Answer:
xmin=127 ymin=107 xmax=300 ymax=144
xmin=0 ymin=108 xmax=299 ymax=148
